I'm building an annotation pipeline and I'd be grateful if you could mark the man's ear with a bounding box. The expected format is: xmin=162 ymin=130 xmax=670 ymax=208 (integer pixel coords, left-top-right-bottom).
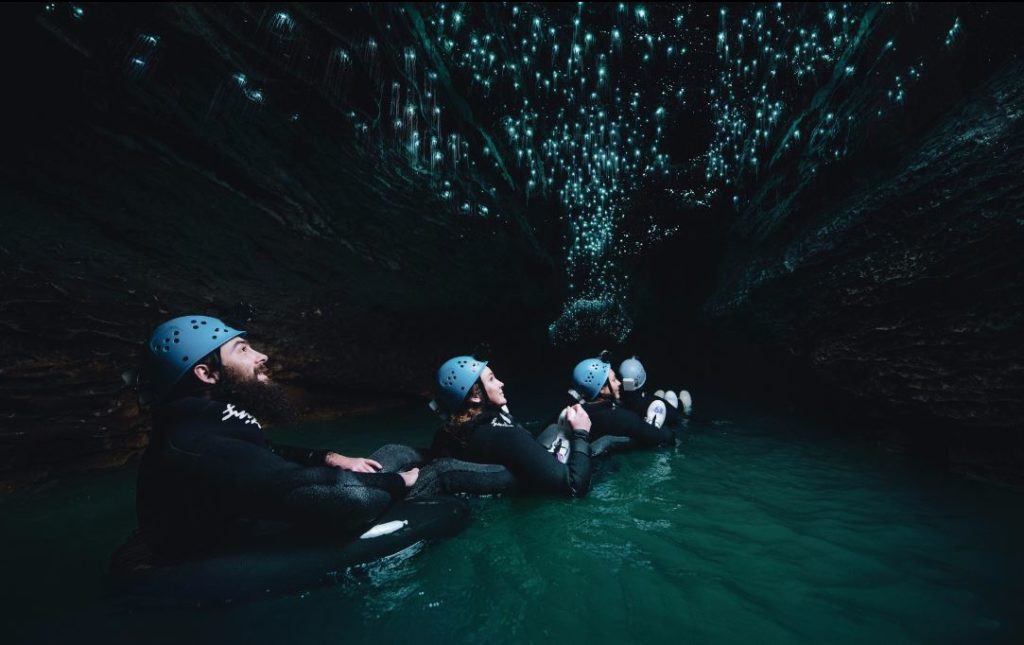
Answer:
xmin=468 ymin=393 xmax=482 ymax=404
xmin=193 ymin=363 xmax=219 ymax=385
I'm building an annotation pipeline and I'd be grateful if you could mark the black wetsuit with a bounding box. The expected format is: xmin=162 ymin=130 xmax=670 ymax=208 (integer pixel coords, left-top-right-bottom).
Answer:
xmin=621 ymin=389 xmax=686 ymax=427
xmin=583 ymin=397 xmax=676 ymax=446
xmin=430 ymin=406 xmax=592 ymax=497
xmin=136 ymin=396 xmax=409 ymax=559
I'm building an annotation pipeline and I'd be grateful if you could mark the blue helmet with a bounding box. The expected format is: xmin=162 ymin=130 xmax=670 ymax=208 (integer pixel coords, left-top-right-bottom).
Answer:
xmin=573 ymin=357 xmax=612 ymax=400
xmin=143 ymin=315 xmax=246 ymax=402
xmin=619 ymin=356 xmax=646 ymax=392
xmin=436 ymin=355 xmax=488 ymax=412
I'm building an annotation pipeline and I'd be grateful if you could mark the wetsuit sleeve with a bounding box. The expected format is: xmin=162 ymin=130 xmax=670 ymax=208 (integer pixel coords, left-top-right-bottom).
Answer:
xmin=481 ymin=426 xmax=592 ymax=497
xmin=623 ymin=410 xmax=675 ymax=445
xmin=191 ymin=432 xmax=405 ymax=534
xmin=590 ymin=405 xmax=675 ymax=446
xmin=614 ymin=409 xmax=679 ymax=450
xmin=267 ymin=442 xmax=331 ymax=467
xmin=627 ymin=411 xmax=674 ymax=445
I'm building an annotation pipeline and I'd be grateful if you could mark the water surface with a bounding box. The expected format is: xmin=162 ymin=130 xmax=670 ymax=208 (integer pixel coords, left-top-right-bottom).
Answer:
xmin=4 ymin=399 xmax=1022 ymax=644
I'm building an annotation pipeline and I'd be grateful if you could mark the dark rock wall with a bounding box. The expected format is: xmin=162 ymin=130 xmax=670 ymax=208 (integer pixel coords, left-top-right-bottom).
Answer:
xmin=697 ymin=59 xmax=1024 ymax=475
xmin=0 ymin=5 xmax=555 ymax=488
xmin=618 ymin=7 xmax=1024 ymax=482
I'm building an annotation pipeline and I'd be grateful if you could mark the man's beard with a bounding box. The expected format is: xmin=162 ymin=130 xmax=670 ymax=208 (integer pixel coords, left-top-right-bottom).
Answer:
xmin=211 ymin=366 xmax=298 ymax=425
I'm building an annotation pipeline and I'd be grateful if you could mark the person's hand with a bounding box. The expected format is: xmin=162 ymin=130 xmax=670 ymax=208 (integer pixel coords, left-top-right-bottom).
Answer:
xmin=564 ymin=404 xmax=591 ymax=433
xmin=325 ymin=452 xmax=382 ymax=473
xmin=399 ymin=468 xmax=419 ymax=488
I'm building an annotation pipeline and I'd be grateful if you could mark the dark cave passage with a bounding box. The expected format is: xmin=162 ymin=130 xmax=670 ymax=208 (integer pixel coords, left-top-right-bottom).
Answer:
xmin=1 ymin=2 xmax=1022 ymax=488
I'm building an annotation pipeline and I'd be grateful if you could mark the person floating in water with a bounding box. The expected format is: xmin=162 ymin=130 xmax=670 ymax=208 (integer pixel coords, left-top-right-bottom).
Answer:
xmin=429 ymin=354 xmax=594 ymax=497
xmin=617 ymin=355 xmax=693 ymax=427
xmin=133 ymin=315 xmax=421 ymax=560
xmin=568 ymin=351 xmax=677 ymax=450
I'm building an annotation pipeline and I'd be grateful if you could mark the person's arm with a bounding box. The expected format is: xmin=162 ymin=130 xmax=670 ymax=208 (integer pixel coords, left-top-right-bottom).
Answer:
xmin=411 ymin=458 xmax=520 ymax=497
xmin=591 ymin=406 xmax=675 ymax=446
xmin=268 ymin=441 xmax=385 ymax=473
xmin=267 ymin=442 xmax=331 ymax=467
xmin=482 ymin=424 xmax=592 ymax=497
xmin=564 ymin=430 xmax=592 ymax=497
xmin=191 ymin=433 xmax=408 ymax=534
xmin=619 ymin=408 xmax=675 ymax=445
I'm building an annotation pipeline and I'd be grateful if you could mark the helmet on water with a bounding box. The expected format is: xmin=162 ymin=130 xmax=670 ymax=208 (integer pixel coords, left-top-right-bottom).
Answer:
xmin=619 ymin=356 xmax=646 ymax=392
xmin=142 ymin=315 xmax=246 ymax=403
xmin=573 ymin=355 xmax=612 ymax=401
xmin=436 ymin=355 xmax=488 ymax=412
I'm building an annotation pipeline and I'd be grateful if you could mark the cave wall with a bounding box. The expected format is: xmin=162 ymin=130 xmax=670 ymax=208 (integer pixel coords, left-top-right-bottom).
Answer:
xmin=608 ymin=7 xmax=1024 ymax=484
xmin=698 ymin=58 xmax=1024 ymax=472
xmin=0 ymin=5 xmax=555 ymax=488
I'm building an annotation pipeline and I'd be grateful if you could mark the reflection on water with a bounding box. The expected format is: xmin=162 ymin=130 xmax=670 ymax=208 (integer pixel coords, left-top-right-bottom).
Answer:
xmin=3 ymin=399 xmax=1022 ymax=644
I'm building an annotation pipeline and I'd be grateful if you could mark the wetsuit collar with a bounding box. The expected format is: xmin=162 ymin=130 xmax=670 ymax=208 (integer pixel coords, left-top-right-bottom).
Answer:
xmin=472 ymin=404 xmax=515 ymax=427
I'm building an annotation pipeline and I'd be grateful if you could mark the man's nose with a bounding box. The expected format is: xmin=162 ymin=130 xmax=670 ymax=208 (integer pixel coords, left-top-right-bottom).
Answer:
xmin=255 ymin=350 xmax=268 ymax=364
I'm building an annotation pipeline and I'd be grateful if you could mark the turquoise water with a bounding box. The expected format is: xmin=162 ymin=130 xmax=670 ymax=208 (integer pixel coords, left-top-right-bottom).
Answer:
xmin=3 ymin=399 xmax=1022 ymax=644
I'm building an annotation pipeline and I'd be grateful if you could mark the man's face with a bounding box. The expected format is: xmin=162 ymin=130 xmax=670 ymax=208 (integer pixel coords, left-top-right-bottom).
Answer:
xmin=602 ymin=368 xmax=622 ymax=401
xmin=208 ymin=337 xmax=295 ymax=424
xmin=479 ymin=366 xmax=507 ymax=406
xmin=218 ymin=337 xmax=270 ymax=384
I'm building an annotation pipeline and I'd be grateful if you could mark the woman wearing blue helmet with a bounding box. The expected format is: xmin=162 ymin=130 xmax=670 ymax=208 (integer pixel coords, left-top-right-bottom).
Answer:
xmin=569 ymin=352 xmax=676 ymax=449
xmin=429 ymin=355 xmax=594 ymax=497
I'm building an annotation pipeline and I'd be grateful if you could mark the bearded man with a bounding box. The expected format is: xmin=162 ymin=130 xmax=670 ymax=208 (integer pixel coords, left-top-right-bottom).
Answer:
xmin=134 ymin=315 xmax=420 ymax=560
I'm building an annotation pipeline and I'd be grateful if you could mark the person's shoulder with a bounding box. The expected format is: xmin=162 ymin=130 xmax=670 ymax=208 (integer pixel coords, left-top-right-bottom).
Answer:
xmin=157 ymin=397 xmax=262 ymax=436
xmin=476 ymin=406 xmax=516 ymax=429
xmin=154 ymin=396 xmax=217 ymax=424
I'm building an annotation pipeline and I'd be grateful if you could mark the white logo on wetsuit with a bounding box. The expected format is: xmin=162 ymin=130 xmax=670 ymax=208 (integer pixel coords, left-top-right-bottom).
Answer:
xmin=490 ymin=413 xmax=514 ymax=428
xmin=222 ymin=403 xmax=262 ymax=428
